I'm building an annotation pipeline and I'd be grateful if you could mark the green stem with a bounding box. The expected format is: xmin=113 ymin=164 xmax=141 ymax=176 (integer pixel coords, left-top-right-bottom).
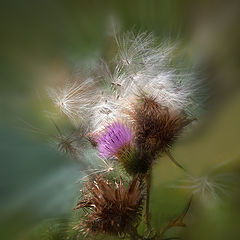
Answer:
xmin=145 ymin=169 xmax=152 ymax=230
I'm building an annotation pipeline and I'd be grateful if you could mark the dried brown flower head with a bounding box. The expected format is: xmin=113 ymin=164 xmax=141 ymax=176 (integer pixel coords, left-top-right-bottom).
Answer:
xmin=74 ymin=175 xmax=144 ymax=236
xmin=135 ymin=95 xmax=191 ymax=151
xmin=127 ymin=95 xmax=192 ymax=172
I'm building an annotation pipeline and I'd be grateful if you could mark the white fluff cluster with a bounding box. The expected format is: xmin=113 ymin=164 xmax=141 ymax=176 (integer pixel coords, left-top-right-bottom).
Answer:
xmin=48 ymin=32 xmax=198 ymax=131
xmin=47 ymin=78 xmax=95 ymax=125
xmin=173 ymin=172 xmax=236 ymax=202
xmin=89 ymin=91 xmax=121 ymax=131
xmin=112 ymin=32 xmax=196 ymax=111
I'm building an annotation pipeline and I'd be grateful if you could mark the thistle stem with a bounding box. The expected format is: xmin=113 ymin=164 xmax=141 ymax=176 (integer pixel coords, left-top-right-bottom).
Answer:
xmin=145 ymin=169 xmax=152 ymax=230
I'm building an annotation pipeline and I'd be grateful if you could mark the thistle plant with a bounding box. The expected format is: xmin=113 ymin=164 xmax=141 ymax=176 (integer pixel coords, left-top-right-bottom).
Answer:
xmin=44 ymin=31 xmax=205 ymax=240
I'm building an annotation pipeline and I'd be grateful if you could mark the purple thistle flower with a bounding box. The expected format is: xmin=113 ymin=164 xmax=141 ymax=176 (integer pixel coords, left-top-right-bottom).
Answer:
xmin=97 ymin=122 xmax=134 ymax=158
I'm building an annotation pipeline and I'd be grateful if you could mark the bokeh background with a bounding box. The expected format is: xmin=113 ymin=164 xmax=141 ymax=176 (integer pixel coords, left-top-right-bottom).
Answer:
xmin=0 ymin=0 xmax=240 ymax=239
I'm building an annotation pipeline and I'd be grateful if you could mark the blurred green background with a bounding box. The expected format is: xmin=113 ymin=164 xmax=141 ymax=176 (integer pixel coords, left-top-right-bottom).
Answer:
xmin=0 ymin=0 xmax=240 ymax=239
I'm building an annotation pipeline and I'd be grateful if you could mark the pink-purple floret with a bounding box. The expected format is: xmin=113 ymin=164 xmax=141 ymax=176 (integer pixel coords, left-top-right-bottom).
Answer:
xmin=97 ymin=122 xmax=134 ymax=158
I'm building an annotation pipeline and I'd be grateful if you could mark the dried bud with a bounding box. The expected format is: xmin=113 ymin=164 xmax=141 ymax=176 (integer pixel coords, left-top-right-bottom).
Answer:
xmin=74 ymin=176 xmax=144 ymax=236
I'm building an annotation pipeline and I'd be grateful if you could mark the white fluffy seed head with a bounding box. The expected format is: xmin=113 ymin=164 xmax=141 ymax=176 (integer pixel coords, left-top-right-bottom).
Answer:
xmin=85 ymin=31 xmax=201 ymax=133
xmin=48 ymin=31 xmax=202 ymax=132
xmin=89 ymin=90 xmax=122 ymax=132
xmin=173 ymin=172 xmax=236 ymax=203
xmin=109 ymin=32 xmax=199 ymax=115
xmin=115 ymin=32 xmax=155 ymax=72
xmin=47 ymin=78 xmax=95 ymax=125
